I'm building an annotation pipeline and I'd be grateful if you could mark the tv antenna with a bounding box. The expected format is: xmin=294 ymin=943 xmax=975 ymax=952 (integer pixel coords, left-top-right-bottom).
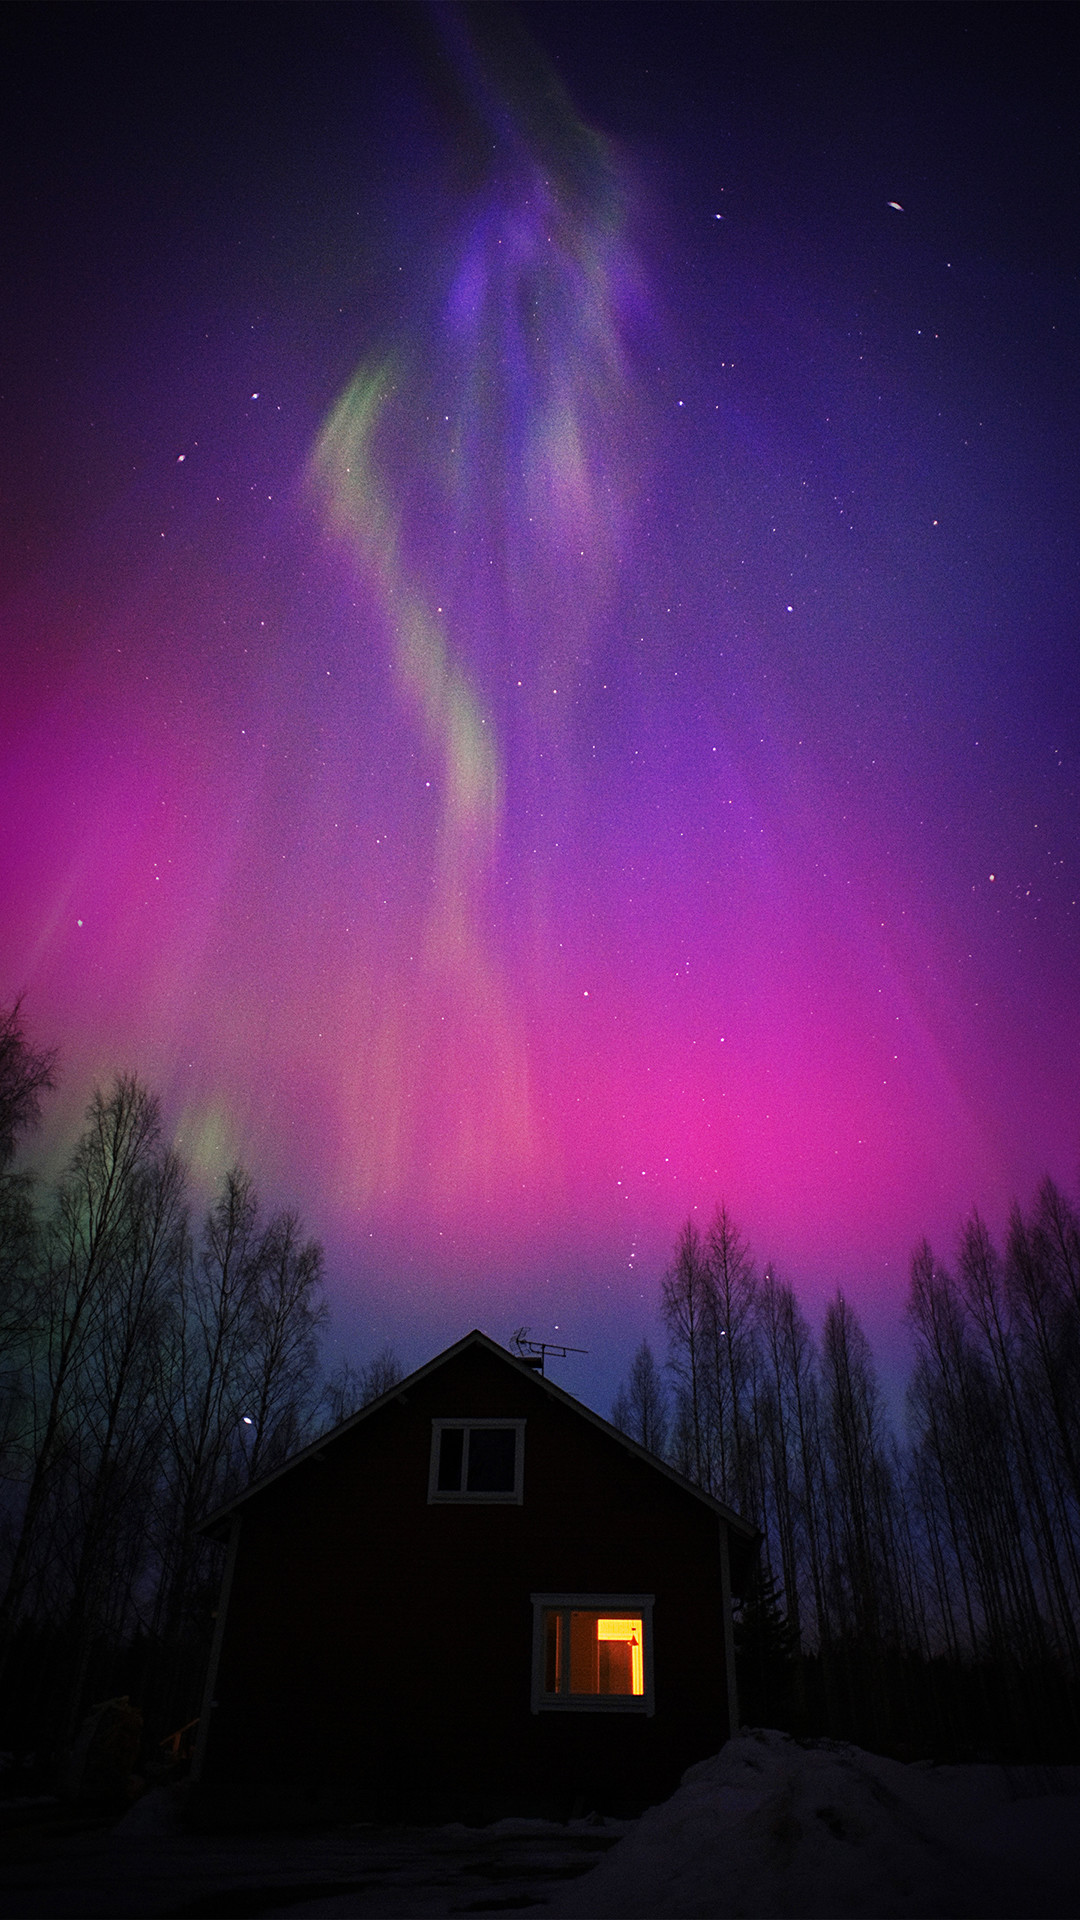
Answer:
xmin=511 ymin=1327 xmax=587 ymax=1376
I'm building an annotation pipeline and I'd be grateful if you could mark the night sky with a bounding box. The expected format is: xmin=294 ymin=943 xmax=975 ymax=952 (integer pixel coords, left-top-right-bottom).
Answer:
xmin=2 ymin=2 xmax=1077 ymax=1410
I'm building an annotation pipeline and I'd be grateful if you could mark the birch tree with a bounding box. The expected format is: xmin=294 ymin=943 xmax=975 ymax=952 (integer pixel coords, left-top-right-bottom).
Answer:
xmin=0 ymin=1077 xmax=162 ymax=1660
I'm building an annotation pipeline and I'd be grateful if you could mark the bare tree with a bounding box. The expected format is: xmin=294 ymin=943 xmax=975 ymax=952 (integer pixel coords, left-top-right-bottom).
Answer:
xmin=241 ymin=1210 xmax=326 ymax=1481
xmin=959 ymin=1211 xmax=1078 ymax=1673
xmin=646 ymin=1183 xmax=1080 ymax=1753
xmin=819 ymin=1292 xmax=896 ymax=1649
xmin=702 ymin=1204 xmax=758 ymax=1511
xmin=754 ymin=1268 xmax=805 ymax=1639
xmin=610 ymin=1340 xmax=669 ymax=1454
xmin=0 ymin=1077 xmax=162 ymax=1660
xmin=56 ymin=1146 xmax=187 ymax=1743
xmin=358 ymin=1342 xmax=404 ymax=1405
xmin=1009 ymin=1184 xmax=1080 ymax=1529
xmin=151 ymin=1168 xmax=264 ymax=1664
xmin=319 ymin=1343 xmax=405 ymax=1429
xmin=0 ymin=1000 xmax=57 ymax=1173
xmin=149 ymin=1168 xmax=331 ymax=1725
xmin=320 ymin=1358 xmax=366 ymax=1429
xmin=661 ymin=1219 xmax=710 ymax=1486
xmin=0 ymin=1001 xmax=57 ymax=1464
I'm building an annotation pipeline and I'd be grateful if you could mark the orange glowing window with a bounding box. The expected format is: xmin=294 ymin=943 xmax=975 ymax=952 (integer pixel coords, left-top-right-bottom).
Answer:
xmin=535 ymin=1597 xmax=653 ymax=1711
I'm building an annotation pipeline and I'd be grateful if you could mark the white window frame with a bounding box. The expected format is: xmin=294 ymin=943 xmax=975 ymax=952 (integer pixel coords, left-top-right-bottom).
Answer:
xmin=428 ymin=1419 xmax=526 ymax=1503
xmin=530 ymin=1593 xmax=655 ymax=1715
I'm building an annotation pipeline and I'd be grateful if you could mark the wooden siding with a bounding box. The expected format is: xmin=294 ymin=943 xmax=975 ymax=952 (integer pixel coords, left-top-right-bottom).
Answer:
xmin=202 ymin=1341 xmax=737 ymax=1814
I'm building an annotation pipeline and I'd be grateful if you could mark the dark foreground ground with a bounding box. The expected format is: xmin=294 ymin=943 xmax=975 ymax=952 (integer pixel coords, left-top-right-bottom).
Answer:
xmin=0 ymin=1797 xmax=623 ymax=1920
xmin=3 ymin=1736 xmax=1080 ymax=1920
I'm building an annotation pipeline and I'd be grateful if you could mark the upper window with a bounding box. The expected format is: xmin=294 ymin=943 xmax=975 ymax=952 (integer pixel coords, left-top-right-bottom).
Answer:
xmin=428 ymin=1419 xmax=525 ymax=1503
xmin=531 ymin=1594 xmax=655 ymax=1713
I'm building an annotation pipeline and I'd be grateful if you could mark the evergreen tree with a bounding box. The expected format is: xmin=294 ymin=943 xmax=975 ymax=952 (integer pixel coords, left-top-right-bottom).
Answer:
xmin=734 ymin=1564 xmax=801 ymax=1731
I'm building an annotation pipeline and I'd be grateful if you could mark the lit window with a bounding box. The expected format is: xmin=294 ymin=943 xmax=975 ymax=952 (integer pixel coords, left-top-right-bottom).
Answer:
xmin=531 ymin=1594 xmax=654 ymax=1713
xmin=428 ymin=1420 xmax=525 ymax=1503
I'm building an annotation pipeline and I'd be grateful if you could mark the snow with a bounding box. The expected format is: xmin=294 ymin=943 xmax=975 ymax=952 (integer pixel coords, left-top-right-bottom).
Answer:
xmin=545 ymin=1729 xmax=1080 ymax=1918
xmin=111 ymin=1782 xmax=188 ymax=1835
xmin=4 ymin=1737 xmax=1080 ymax=1917
xmin=0 ymin=1811 xmax=628 ymax=1917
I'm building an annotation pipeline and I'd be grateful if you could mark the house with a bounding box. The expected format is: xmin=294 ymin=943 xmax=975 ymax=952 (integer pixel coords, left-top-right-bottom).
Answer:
xmin=192 ymin=1330 xmax=758 ymax=1820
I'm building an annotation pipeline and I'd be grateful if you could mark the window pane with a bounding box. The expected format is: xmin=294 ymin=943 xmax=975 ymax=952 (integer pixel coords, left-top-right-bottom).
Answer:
xmin=544 ymin=1609 xmax=564 ymax=1694
xmin=562 ymin=1613 xmax=644 ymax=1696
xmin=597 ymin=1617 xmax=644 ymax=1695
xmin=437 ymin=1426 xmax=464 ymax=1491
xmin=598 ymin=1637 xmax=634 ymax=1693
xmin=569 ymin=1612 xmax=600 ymax=1693
xmin=466 ymin=1426 xmax=516 ymax=1492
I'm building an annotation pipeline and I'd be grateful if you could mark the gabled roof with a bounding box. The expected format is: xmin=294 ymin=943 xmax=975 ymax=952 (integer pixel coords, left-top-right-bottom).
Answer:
xmin=199 ymin=1328 xmax=758 ymax=1542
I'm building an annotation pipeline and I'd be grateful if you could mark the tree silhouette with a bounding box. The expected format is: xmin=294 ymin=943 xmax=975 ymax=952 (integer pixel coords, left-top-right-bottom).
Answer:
xmin=610 ymin=1340 xmax=669 ymax=1454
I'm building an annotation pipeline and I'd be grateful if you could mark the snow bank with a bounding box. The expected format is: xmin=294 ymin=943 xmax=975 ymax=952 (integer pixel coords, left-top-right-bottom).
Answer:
xmin=547 ymin=1730 xmax=1080 ymax=1918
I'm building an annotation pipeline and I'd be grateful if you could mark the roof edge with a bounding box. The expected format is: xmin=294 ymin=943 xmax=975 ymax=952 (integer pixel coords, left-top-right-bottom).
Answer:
xmin=197 ymin=1328 xmax=757 ymax=1540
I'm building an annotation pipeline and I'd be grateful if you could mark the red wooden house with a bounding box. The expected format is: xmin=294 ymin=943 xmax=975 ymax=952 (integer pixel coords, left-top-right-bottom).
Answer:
xmin=193 ymin=1330 xmax=757 ymax=1819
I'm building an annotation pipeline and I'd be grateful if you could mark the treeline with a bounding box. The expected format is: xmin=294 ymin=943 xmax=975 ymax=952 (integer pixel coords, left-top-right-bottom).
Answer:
xmin=0 ymin=1003 xmax=399 ymax=1780
xmin=612 ymin=1199 xmax=1080 ymax=1761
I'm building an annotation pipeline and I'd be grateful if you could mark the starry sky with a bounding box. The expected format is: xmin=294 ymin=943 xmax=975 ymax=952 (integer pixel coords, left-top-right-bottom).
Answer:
xmin=2 ymin=2 xmax=1077 ymax=1411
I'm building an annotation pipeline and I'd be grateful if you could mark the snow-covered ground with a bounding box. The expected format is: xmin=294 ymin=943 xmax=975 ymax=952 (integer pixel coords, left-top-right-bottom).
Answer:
xmin=546 ymin=1730 xmax=1080 ymax=1919
xmin=2 ymin=1734 xmax=1078 ymax=1917
xmin=0 ymin=1807 xmax=628 ymax=1917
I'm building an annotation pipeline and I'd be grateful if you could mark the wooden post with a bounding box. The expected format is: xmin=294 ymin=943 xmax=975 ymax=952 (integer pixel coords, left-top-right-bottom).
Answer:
xmin=719 ymin=1521 xmax=740 ymax=1739
xmin=190 ymin=1514 xmax=242 ymax=1785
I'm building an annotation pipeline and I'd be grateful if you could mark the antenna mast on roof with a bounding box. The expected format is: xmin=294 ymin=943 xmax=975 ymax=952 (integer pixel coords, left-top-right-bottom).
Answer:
xmin=510 ymin=1327 xmax=588 ymax=1377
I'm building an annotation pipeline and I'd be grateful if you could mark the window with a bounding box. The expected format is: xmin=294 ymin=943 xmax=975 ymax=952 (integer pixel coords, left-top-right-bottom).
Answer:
xmin=428 ymin=1420 xmax=525 ymax=1503
xmin=531 ymin=1594 xmax=655 ymax=1713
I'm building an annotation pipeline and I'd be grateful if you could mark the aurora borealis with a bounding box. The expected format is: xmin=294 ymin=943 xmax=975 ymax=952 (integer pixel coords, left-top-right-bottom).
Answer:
xmin=2 ymin=2 xmax=1077 ymax=1405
